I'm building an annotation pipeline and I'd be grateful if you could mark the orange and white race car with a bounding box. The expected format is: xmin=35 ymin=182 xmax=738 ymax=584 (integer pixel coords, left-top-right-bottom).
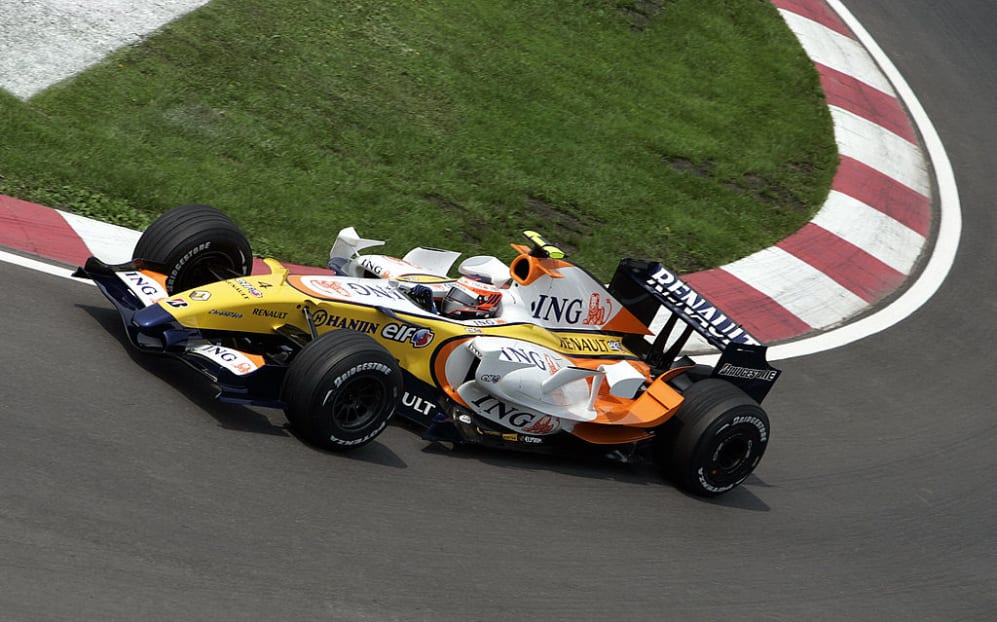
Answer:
xmin=75 ymin=204 xmax=780 ymax=496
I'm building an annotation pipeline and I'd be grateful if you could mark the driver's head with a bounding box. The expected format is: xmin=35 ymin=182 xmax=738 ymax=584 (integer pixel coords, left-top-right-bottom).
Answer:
xmin=440 ymin=280 xmax=501 ymax=319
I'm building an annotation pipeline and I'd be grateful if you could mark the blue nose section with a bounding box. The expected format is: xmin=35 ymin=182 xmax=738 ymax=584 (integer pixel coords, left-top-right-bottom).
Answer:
xmin=133 ymin=303 xmax=175 ymax=328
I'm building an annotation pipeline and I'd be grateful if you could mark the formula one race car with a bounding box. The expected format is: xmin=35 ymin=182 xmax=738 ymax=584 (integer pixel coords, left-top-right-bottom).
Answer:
xmin=75 ymin=204 xmax=780 ymax=496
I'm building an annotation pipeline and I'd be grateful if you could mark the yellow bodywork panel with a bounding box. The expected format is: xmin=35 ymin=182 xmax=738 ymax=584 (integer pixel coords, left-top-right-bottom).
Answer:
xmin=154 ymin=259 xmax=641 ymax=388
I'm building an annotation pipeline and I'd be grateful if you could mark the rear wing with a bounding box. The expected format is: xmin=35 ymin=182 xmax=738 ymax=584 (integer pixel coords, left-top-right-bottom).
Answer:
xmin=608 ymin=258 xmax=781 ymax=402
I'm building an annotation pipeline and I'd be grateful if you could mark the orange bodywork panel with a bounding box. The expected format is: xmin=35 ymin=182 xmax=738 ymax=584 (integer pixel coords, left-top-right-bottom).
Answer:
xmin=589 ymin=373 xmax=685 ymax=428
xmin=569 ymin=423 xmax=654 ymax=445
xmin=140 ymin=268 xmax=168 ymax=290
xmin=569 ymin=367 xmax=690 ymax=444
xmin=508 ymin=244 xmax=572 ymax=285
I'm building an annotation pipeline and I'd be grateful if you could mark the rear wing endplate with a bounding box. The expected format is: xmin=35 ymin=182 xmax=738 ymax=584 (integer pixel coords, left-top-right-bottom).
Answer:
xmin=608 ymin=258 xmax=780 ymax=402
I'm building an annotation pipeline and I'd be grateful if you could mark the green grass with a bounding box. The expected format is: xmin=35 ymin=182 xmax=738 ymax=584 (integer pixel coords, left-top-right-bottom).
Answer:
xmin=0 ymin=0 xmax=837 ymax=279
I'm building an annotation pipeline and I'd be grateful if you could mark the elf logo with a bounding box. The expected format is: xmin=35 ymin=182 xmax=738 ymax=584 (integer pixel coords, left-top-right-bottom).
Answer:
xmin=381 ymin=323 xmax=435 ymax=348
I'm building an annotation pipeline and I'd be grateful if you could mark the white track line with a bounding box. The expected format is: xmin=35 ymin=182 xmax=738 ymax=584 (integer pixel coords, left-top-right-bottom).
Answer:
xmin=0 ymin=249 xmax=87 ymax=283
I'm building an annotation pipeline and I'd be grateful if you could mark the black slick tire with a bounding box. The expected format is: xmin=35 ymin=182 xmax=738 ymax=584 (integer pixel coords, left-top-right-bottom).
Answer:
xmin=660 ymin=379 xmax=770 ymax=497
xmin=133 ymin=204 xmax=252 ymax=294
xmin=282 ymin=330 xmax=402 ymax=451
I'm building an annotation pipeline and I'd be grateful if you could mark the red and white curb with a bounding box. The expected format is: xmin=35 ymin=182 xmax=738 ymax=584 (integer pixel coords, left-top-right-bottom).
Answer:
xmin=0 ymin=0 xmax=959 ymax=357
xmin=0 ymin=194 xmax=317 ymax=275
xmin=0 ymin=194 xmax=137 ymax=264
xmin=673 ymin=0 xmax=937 ymax=346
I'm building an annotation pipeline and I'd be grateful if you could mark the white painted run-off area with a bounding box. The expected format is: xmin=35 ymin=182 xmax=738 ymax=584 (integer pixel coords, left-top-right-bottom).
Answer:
xmin=0 ymin=0 xmax=210 ymax=100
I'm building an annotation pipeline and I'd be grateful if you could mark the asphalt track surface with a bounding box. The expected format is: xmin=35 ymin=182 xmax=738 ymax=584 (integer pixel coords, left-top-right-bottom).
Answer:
xmin=1 ymin=2 xmax=995 ymax=621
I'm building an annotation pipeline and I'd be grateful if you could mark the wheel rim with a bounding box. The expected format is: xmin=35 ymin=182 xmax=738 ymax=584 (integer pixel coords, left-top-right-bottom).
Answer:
xmin=703 ymin=431 xmax=755 ymax=488
xmin=176 ymin=250 xmax=241 ymax=290
xmin=327 ymin=376 xmax=386 ymax=432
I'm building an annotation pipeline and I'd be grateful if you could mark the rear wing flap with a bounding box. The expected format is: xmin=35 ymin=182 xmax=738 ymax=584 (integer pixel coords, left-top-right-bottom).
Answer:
xmin=608 ymin=258 xmax=780 ymax=402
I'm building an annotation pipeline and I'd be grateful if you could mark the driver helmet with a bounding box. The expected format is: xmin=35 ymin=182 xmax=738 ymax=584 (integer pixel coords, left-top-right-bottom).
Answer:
xmin=440 ymin=279 xmax=501 ymax=319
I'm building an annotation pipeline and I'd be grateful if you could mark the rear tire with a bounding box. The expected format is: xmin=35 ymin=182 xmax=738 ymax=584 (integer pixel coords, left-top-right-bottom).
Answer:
xmin=658 ymin=379 xmax=770 ymax=497
xmin=134 ymin=204 xmax=252 ymax=294
xmin=282 ymin=330 xmax=402 ymax=451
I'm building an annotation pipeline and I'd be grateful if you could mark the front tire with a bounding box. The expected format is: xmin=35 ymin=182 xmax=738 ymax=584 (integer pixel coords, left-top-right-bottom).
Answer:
xmin=282 ymin=330 xmax=402 ymax=451
xmin=659 ymin=379 xmax=770 ymax=497
xmin=134 ymin=204 xmax=252 ymax=294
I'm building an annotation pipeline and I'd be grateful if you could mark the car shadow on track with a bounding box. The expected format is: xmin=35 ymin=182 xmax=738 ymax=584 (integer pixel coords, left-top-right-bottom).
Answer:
xmin=284 ymin=425 xmax=408 ymax=469
xmin=77 ymin=303 xmax=407 ymax=468
xmin=78 ymin=303 xmax=291 ymax=437
xmin=415 ymin=432 xmax=772 ymax=511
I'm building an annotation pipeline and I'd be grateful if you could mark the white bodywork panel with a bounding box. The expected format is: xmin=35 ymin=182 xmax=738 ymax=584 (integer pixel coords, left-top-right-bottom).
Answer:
xmin=450 ymin=337 xmax=648 ymax=434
